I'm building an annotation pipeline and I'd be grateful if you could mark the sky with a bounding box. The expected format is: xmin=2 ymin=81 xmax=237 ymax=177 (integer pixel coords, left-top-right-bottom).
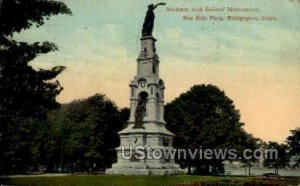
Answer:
xmin=14 ymin=0 xmax=300 ymax=143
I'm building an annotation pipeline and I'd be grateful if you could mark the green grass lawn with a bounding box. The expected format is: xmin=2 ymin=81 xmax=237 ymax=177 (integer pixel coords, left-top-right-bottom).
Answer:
xmin=0 ymin=175 xmax=298 ymax=186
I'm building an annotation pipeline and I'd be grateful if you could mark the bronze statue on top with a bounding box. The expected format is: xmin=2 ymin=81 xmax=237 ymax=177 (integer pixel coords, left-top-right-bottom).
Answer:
xmin=142 ymin=2 xmax=166 ymax=37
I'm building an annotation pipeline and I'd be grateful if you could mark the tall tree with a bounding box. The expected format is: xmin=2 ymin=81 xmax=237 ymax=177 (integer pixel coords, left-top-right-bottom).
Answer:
xmin=287 ymin=128 xmax=300 ymax=168
xmin=165 ymin=84 xmax=246 ymax=175
xmin=0 ymin=0 xmax=71 ymax=173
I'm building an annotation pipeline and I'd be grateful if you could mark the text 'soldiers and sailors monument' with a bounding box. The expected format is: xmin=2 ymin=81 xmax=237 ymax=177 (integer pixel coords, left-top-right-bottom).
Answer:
xmin=106 ymin=3 xmax=182 ymax=175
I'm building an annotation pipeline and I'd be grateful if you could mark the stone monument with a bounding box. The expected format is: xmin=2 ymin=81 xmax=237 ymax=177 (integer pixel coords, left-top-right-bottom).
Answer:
xmin=106 ymin=3 xmax=182 ymax=175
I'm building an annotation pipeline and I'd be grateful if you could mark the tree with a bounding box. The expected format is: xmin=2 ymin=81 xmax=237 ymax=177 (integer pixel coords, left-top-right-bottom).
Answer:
xmin=165 ymin=84 xmax=247 ymax=175
xmin=263 ymin=142 xmax=290 ymax=174
xmin=33 ymin=94 xmax=128 ymax=172
xmin=239 ymin=132 xmax=261 ymax=175
xmin=287 ymin=128 xmax=300 ymax=168
xmin=0 ymin=0 xmax=71 ymax=173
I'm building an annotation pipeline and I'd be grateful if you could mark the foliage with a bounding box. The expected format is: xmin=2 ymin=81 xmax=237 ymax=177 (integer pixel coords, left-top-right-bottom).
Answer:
xmin=0 ymin=0 xmax=71 ymax=36
xmin=286 ymin=128 xmax=300 ymax=168
xmin=33 ymin=94 xmax=128 ymax=172
xmin=165 ymin=84 xmax=253 ymax=175
xmin=263 ymin=142 xmax=290 ymax=174
xmin=239 ymin=133 xmax=261 ymax=175
xmin=0 ymin=0 xmax=71 ymax=174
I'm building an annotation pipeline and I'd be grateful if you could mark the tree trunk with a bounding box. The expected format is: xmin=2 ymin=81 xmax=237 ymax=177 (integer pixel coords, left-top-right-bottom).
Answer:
xmin=248 ymin=165 xmax=251 ymax=175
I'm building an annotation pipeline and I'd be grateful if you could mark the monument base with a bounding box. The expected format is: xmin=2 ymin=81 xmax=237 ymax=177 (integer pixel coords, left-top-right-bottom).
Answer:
xmin=105 ymin=123 xmax=184 ymax=176
xmin=106 ymin=168 xmax=183 ymax=176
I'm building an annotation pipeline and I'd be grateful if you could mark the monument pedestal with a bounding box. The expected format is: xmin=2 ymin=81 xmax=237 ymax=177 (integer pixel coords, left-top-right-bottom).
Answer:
xmin=106 ymin=122 xmax=183 ymax=175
